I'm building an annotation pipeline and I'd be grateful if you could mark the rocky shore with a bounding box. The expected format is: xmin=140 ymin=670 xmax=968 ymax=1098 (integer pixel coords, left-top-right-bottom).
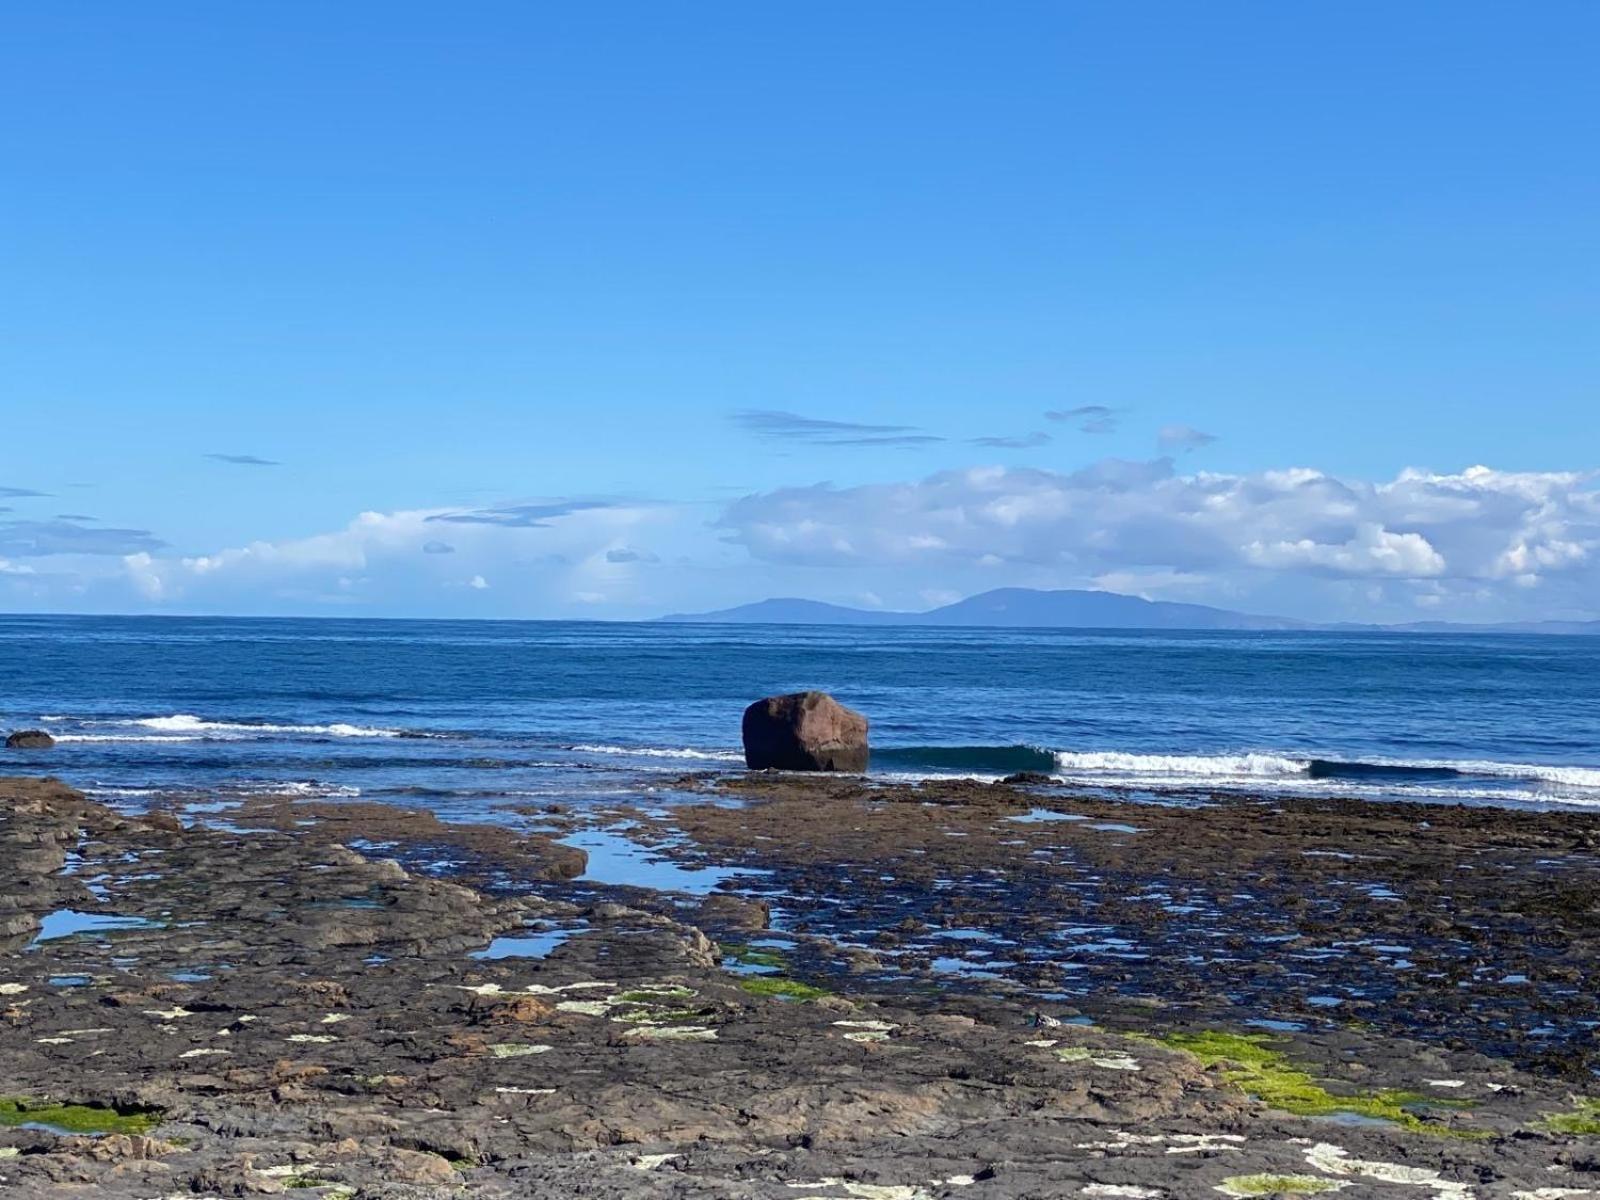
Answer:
xmin=3 ymin=773 xmax=1600 ymax=1198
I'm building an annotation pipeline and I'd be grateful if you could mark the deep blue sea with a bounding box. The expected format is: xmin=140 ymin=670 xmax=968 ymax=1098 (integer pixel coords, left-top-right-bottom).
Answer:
xmin=2 ymin=614 xmax=1597 ymax=813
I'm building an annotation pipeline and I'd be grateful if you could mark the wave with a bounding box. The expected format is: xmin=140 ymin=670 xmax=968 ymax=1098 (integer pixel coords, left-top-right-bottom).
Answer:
xmin=1052 ymin=750 xmax=1307 ymax=778
xmin=47 ymin=713 xmax=406 ymax=740
xmin=874 ymin=745 xmax=1058 ymax=774
xmin=129 ymin=714 xmax=402 ymax=738
xmin=53 ymin=733 xmax=209 ymax=744
xmin=868 ymin=744 xmax=1600 ymax=795
xmin=1050 ymin=749 xmax=1600 ymax=792
xmin=570 ymin=743 xmax=744 ymax=762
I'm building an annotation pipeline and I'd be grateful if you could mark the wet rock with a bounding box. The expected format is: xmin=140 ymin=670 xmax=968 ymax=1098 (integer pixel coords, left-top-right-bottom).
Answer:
xmin=4 ymin=730 xmax=54 ymax=749
xmin=1000 ymin=771 xmax=1056 ymax=786
xmin=694 ymin=893 xmax=770 ymax=931
xmin=742 ymin=691 xmax=869 ymax=772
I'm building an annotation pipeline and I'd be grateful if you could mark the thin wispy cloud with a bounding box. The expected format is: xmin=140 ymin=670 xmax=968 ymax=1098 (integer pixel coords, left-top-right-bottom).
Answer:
xmin=0 ymin=518 xmax=165 ymax=557
xmin=0 ymin=486 xmax=50 ymax=498
xmin=732 ymin=409 xmax=943 ymax=448
xmin=1045 ymin=406 xmax=1122 ymax=434
xmin=56 ymin=514 xmax=96 ymax=521
xmin=1158 ymin=424 xmax=1218 ymax=452
xmin=605 ymin=547 xmax=659 ymax=564
xmin=971 ymin=432 xmax=1052 ymax=449
xmin=206 ymin=453 xmax=281 ymax=466
xmin=421 ymin=541 xmax=456 ymax=555
xmin=426 ymin=500 xmax=614 ymax=528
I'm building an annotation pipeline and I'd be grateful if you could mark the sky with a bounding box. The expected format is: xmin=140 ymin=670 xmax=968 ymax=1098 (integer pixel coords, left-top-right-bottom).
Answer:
xmin=2 ymin=2 xmax=1597 ymax=623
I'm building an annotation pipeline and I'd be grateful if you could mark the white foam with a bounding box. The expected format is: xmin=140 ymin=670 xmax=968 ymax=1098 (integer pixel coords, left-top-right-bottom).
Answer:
xmin=1048 ymin=749 xmax=1600 ymax=793
xmin=1052 ymin=750 xmax=1310 ymax=778
xmin=571 ymin=743 xmax=743 ymax=762
xmin=126 ymin=714 xmax=401 ymax=738
xmin=52 ymin=734 xmax=207 ymax=744
xmin=1436 ymin=759 xmax=1600 ymax=789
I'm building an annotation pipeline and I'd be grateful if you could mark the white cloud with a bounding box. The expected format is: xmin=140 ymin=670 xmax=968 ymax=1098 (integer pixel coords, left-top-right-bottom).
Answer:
xmin=113 ymin=501 xmax=675 ymax=616
xmin=6 ymin=461 xmax=1597 ymax=624
xmin=716 ymin=461 xmax=1600 ymax=617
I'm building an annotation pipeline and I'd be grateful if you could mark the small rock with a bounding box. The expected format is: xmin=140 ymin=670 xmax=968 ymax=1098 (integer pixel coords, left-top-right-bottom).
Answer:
xmin=5 ymin=730 xmax=55 ymax=749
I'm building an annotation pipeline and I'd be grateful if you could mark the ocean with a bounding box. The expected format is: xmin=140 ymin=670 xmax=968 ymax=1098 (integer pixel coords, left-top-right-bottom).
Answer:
xmin=1 ymin=614 xmax=1597 ymax=814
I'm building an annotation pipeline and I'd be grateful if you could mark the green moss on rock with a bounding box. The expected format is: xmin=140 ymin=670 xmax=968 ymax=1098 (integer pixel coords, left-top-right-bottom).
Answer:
xmin=0 ymin=1096 xmax=161 ymax=1136
xmin=739 ymin=977 xmax=830 ymax=1001
xmin=1148 ymin=1031 xmax=1478 ymax=1136
xmin=1218 ymin=1174 xmax=1341 ymax=1196
xmin=1541 ymin=1097 xmax=1600 ymax=1135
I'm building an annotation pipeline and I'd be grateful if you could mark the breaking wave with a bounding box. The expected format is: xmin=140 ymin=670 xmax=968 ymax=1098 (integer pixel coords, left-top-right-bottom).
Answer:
xmin=49 ymin=713 xmax=406 ymax=741
xmin=870 ymin=744 xmax=1600 ymax=797
xmin=570 ymin=743 xmax=745 ymax=763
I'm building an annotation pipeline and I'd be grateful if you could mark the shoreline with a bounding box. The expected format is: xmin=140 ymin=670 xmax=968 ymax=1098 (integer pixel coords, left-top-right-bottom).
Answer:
xmin=3 ymin=773 xmax=1599 ymax=1196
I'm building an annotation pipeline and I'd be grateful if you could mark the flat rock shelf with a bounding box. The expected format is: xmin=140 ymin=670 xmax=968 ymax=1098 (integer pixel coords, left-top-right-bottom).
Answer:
xmin=2 ymin=775 xmax=1600 ymax=1198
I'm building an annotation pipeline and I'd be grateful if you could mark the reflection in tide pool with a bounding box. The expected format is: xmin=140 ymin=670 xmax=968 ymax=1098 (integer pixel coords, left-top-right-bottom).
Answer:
xmin=559 ymin=825 xmax=770 ymax=895
xmin=29 ymin=909 xmax=157 ymax=946
xmin=471 ymin=923 xmax=586 ymax=960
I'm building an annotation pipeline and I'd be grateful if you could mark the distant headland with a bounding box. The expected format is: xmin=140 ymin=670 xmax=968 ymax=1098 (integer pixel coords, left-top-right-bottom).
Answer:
xmin=661 ymin=587 xmax=1600 ymax=635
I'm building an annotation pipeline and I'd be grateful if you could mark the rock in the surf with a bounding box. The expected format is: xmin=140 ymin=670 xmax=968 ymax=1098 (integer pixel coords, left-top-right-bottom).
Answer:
xmin=742 ymin=691 xmax=868 ymax=772
xmin=4 ymin=730 xmax=54 ymax=749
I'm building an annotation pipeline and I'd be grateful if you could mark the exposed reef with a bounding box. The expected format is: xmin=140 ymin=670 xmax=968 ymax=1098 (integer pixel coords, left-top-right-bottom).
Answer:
xmin=3 ymin=775 xmax=1600 ymax=1197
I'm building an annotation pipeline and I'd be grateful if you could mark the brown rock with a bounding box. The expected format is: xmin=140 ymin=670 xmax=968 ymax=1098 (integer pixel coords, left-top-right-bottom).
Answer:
xmin=5 ymin=729 xmax=54 ymax=749
xmin=741 ymin=691 xmax=869 ymax=772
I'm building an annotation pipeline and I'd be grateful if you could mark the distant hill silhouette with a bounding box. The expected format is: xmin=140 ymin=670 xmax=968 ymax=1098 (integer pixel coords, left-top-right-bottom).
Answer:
xmin=660 ymin=587 xmax=1600 ymax=634
xmin=662 ymin=587 xmax=1300 ymax=630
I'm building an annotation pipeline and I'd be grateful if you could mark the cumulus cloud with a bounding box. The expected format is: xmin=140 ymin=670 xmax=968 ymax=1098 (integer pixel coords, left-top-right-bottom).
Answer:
xmin=715 ymin=462 xmax=1600 ymax=611
xmin=116 ymin=498 xmax=674 ymax=614
xmin=1045 ymin=406 xmax=1122 ymax=434
xmin=1157 ymin=424 xmax=1218 ymax=453
xmin=971 ymin=432 xmax=1052 ymax=449
xmin=732 ymin=410 xmax=942 ymax=448
xmin=206 ymin=454 xmax=280 ymax=466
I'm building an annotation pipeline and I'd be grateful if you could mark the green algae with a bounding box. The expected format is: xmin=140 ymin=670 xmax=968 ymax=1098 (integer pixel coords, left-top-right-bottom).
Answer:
xmin=1540 ymin=1097 xmax=1600 ymax=1135
xmin=616 ymin=986 xmax=694 ymax=1004
xmin=1218 ymin=1175 xmax=1341 ymax=1196
xmin=739 ymin=976 xmax=831 ymax=1001
xmin=0 ymin=1096 xmax=161 ymax=1136
xmin=728 ymin=946 xmax=788 ymax=969
xmin=616 ymin=1006 xmax=709 ymax=1025
xmin=1144 ymin=1032 xmax=1479 ymax=1136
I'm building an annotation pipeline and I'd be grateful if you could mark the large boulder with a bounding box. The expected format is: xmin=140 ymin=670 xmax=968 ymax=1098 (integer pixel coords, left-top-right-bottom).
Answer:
xmin=5 ymin=730 xmax=55 ymax=749
xmin=742 ymin=691 xmax=869 ymax=772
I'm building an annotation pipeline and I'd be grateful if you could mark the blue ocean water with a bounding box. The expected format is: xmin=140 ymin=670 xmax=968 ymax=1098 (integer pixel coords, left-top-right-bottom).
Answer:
xmin=1 ymin=614 xmax=1597 ymax=812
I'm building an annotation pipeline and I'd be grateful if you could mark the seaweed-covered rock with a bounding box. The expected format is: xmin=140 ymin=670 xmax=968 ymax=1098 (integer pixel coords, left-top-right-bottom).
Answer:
xmin=742 ymin=691 xmax=868 ymax=772
xmin=4 ymin=730 xmax=54 ymax=749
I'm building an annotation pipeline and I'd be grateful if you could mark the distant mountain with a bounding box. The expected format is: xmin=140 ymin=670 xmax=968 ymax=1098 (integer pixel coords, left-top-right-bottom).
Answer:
xmin=660 ymin=587 xmax=1303 ymax=630
xmin=660 ymin=587 xmax=1600 ymax=634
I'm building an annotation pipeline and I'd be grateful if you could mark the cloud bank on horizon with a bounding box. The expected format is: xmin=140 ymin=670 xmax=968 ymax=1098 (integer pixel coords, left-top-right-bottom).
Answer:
xmin=2 ymin=460 xmax=1595 ymax=625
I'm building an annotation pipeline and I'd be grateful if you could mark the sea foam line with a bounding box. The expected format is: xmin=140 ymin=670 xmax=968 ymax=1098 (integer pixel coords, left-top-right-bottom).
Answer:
xmin=570 ymin=743 xmax=744 ymax=762
xmin=47 ymin=713 xmax=405 ymax=740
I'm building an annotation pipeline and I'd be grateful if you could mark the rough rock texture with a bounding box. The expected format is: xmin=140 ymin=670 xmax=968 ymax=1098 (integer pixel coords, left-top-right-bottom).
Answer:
xmin=4 ymin=731 xmax=55 ymax=749
xmin=4 ymin=776 xmax=1600 ymax=1198
xmin=742 ymin=692 xmax=868 ymax=772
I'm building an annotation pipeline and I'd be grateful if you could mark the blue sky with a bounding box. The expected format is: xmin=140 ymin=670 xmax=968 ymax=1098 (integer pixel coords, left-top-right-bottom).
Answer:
xmin=3 ymin=3 xmax=1597 ymax=622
